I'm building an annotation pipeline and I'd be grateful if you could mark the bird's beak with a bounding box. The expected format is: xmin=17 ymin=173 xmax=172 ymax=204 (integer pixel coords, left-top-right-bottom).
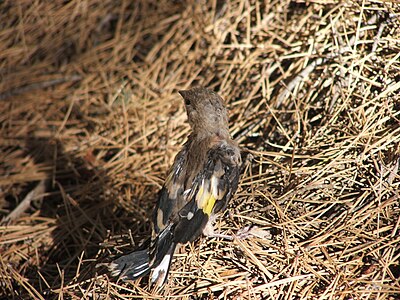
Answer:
xmin=178 ymin=90 xmax=189 ymax=99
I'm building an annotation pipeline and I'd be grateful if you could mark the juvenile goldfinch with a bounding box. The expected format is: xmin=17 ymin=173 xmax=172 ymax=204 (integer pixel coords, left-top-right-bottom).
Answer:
xmin=108 ymin=87 xmax=242 ymax=286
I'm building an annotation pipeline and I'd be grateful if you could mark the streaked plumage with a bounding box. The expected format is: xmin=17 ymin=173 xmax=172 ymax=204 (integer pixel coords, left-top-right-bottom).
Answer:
xmin=108 ymin=87 xmax=242 ymax=286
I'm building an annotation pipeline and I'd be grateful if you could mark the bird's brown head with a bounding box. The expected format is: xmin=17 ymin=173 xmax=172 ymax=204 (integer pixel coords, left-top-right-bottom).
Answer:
xmin=179 ymin=87 xmax=230 ymax=137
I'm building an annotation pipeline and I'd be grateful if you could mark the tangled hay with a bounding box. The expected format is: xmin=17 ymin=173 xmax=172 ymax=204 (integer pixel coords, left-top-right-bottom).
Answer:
xmin=1 ymin=0 xmax=399 ymax=299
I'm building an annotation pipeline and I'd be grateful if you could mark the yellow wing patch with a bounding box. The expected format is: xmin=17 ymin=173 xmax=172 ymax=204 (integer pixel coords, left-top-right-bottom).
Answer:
xmin=203 ymin=195 xmax=216 ymax=215
xmin=196 ymin=176 xmax=223 ymax=216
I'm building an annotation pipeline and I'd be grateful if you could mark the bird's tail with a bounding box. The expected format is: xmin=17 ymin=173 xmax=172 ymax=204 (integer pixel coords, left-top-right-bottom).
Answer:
xmin=108 ymin=248 xmax=151 ymax=280
xmin=149 ymin=225 xmax=177 ymax=286
xmin=106 ymin=227 xmax=176 ymax=286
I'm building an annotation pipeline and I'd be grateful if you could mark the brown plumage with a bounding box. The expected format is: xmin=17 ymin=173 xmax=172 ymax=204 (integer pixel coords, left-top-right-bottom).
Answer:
xmin=108 ymin=87 xmax=242 ymax=286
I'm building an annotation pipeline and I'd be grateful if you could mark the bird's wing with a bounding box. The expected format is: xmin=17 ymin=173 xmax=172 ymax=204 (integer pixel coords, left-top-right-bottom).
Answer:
xmin=171 ymin=140 xmax=241 ymax=243
xmin=152 ymin=146 xmax=188 ymax=236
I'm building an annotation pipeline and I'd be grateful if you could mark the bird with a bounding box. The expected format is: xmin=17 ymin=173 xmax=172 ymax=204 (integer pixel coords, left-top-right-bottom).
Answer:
xmin=107 ymin=87 xmax=242 ymax=287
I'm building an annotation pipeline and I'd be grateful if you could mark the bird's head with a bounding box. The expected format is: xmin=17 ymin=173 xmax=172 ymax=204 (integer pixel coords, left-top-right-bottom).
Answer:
xmin=179 ymin=87 xmax=230 ymax=138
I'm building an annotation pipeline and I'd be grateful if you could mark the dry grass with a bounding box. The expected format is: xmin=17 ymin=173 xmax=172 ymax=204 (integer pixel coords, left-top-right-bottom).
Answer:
xmin=1 ymin=0 xmax=400 ymax=299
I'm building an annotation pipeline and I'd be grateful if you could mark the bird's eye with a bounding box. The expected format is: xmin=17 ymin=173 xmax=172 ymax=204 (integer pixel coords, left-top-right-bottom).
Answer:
xmin=185 ymin=99 xmax=191 ymax=106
